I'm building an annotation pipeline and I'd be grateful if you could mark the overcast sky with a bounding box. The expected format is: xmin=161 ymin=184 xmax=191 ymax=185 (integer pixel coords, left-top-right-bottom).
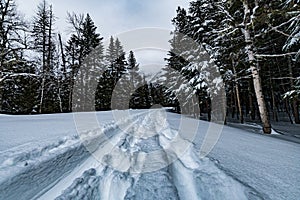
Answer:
xmin=15 ymin=0 xmax=189 ymax=75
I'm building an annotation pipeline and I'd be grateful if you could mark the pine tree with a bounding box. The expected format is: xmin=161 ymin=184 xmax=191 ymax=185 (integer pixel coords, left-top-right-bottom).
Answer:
xmin=96 ymin=37 xmax=127 ymax=110
xmin=114 ymin=38 xmax=126 ymax=79
xmin=115 ymin=50 xmax=143 ymax=109
xmin=95 ymin=37 xmax=116 ymax=111
xmin=163 ymin=7 xmax=192 ymax=114
xmin=32 ymin=0 xmax=59 ymax=113
xmin=0 ymin=0 xmax=27 ymax=66
xmin=185 ymin=0 xmax=273 ymax=131
xmin=163 ymin=6 xmax=211 ymax=119
xmin=0 ymin=0 xmax=38 ymax=114
xmin=106 ymin=36 xmax=116 ymax=65
xmin=1 ymin=63 xmax=39 ymax=114
xmin=65 ymin=13 xmax=103 ymax=112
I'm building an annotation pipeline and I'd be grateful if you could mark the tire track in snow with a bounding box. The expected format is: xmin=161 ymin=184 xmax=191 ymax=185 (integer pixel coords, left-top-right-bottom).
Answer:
xmin=44 ymin=109 xmax=252 ymax=200
xmin=1 ymin=110 xmax=259 ymax=200
xmin=38 ymin=111 xmax=153 ymax=200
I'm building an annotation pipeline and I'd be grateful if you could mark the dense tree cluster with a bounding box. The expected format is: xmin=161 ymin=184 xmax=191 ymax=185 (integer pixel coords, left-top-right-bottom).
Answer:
xmin=0 ymin=0 xmax=169 ymax=114
xmin=164 ymin=0 xmax=300 ymax=133
xmin=0 ymin=0 xmax=299 ymax=134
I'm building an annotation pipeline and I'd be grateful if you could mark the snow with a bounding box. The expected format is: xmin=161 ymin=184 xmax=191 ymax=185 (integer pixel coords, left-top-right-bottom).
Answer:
xmin=271 ymin=129 xmax=281 ymax=135
xmin=0 ymin=110 xmax=300 ymax=200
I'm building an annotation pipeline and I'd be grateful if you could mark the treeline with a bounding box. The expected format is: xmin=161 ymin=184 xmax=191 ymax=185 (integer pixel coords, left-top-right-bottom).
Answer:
xmin=0 ymin=0 xmax=168 ymax=114
xmin=1 ymin=0 xmax=300 ymax=133
xmin=162 ymin=0 xmax=300 ymax=133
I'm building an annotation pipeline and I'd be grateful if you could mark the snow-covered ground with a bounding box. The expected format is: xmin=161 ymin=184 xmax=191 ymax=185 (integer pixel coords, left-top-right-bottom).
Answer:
xmin=0 ymin=109 xmax=299 ymax=200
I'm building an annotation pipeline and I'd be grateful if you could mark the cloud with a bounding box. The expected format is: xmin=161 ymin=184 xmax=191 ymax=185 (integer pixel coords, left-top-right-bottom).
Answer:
xmin=16 ymin=0 xmax=189 ymax=37
xmin=15 ymin=0 xmax=189 ymax=74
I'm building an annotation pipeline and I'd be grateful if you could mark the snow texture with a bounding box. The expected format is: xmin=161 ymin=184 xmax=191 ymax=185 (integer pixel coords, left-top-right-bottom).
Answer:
xmin=0 ymin=109 xmax=299 ymax=200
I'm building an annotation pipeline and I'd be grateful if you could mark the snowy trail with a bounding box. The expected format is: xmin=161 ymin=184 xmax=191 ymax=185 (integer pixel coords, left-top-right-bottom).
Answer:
xmin=1 ymin=110 xmax=299 ymax=199
xmin=38 ymin=110 xmax=250 ymax=200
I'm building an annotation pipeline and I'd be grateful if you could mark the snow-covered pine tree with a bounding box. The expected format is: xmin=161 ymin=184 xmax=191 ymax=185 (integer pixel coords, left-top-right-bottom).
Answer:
xmin=106 ymin=36 xmax=116 ymax=66
xmin=281 ymin=0 xmax=300 ymax=123
xmin=163 ymin=7 xmax=196 ymax=115
xmin=186 ymin=0 xmax=273 ymax=132
xmin=127 ymin=51 xmax=143 ymax=108
xmin=1 ymin=63 xmax=39 ymax=114
xmin=164 ymin=6 xmax=219 ymax=119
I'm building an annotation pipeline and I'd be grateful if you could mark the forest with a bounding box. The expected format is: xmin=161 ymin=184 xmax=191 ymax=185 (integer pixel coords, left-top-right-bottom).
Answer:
xmin=0 ymin=0 xmax=299 ymax=134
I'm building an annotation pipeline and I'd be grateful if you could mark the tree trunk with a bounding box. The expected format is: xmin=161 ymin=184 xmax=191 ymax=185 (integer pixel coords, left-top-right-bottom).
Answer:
xmin=47 ymin=5 xmax=53 ymax=73
xmin=242 ymin=0 xmax=271 ymax=134
xmin=39 ymin=1 xmax=48 ymax=114
xmin=57 ymin=78 xmax=63 ymax=113
xmin=235 ymin=83 xmax=244 ymax=124
xmin=206 ymin=100 xmax=211 ymax=122
xmin=58 ymin=33 xmax=66 ymax=75
xmin=284 ymin=99 xmax=294 ymax=124
xmin=288 ymin=57 xmax=300 ymax=124
xmin=39 ymin=76 xmax=45 ymax=114
xmin=269 ymin=65 xmax=278 ymax=122
xmin=292 ymin=100 xmax=299 ymax=124
xmin=232 ymin=84 xmax=236 ymax=119
xmin=271 ymin=87 xmax=278 ymax=122
xmin=232 ymin=58 xmax=244 ymax=123
xmin=248 ymin=82 xmax=256 ymax=120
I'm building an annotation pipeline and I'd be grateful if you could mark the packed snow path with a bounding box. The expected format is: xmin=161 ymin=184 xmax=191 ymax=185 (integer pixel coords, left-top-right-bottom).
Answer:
xmin=0 ymin=110 xmax=299 ymax=200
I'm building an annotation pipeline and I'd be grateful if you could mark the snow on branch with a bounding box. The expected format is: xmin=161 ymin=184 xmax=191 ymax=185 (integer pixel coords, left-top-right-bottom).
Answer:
xmin=255 ymin=52 xmax=298 ymax=58
xmin=271 ymin=77 xmax=299 ymax=80
xmin=254 ymin=14 xmax=300 ymax=38
xmin=273 ymin=28 xmax=300 ymax=38
xmin=0 ymin=72 xmax=38 ymax=83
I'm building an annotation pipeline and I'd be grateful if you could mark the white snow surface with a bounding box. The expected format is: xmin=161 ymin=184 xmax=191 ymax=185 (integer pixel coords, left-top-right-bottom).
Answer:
xmin=0 ymin=109 xmax=299 ymax=200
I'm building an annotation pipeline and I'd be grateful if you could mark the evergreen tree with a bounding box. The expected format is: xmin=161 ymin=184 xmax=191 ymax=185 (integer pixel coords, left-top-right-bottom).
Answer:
xmin=1 ymin=64 xmax=39 ymax=114
xmin=163 ymin=6 xmax=211 ymax=118
xmin=115 ymin=50 xmax=143 ymax=109
xmin=65 ymin=13 xmax=104 ymax=112
xmin=96 ymin=37 xmax=127 ymax=110
xmin=184 ymin=0 xmax=300 ymax=129
xmin=0 ymin=0 xmax=38 ymax=114
xmin=114 ymin=38 xmax=126 ymax=79
xmin=0 ymin=0 xmax=27 ymax=67
xmin=32 ymin=0 xmax=59 ymax=113
xmin=106 ymin=36 xmax=116 ymax=65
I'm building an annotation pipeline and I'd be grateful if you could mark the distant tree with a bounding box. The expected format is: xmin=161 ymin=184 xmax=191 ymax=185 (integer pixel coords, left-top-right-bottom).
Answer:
xmin=96 ymin=37 xmax=126 ymax=110
xmin=114 ymin=38 xmax=127 ymax=79
xmin=1 ymin=64 xmax=39 ymax=114
xmin=0 ymin=0 xmax=38 ymax=114
xmin=113 ymin=50 xmax=144 ymax=109
xmin=0 ymin=0 xmax=28 ymax=65
xmin=106 ymin=36 xmax=116 ymax=66
xmin=65 ymin=13 xmax=104 ymax=112
xmin=32 ymin=0 xmax=59 ymax=113
xmin=127 ymin=50 xmax=141 ymax=84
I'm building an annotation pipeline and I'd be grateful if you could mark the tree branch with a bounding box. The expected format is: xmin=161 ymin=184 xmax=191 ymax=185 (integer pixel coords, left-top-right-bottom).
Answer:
xmin=255 ymin=52 xmax=298 ymax=58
